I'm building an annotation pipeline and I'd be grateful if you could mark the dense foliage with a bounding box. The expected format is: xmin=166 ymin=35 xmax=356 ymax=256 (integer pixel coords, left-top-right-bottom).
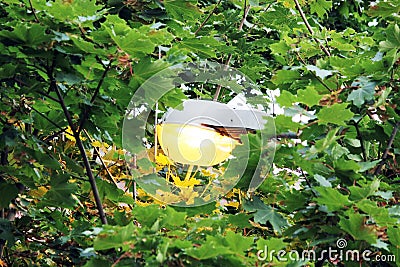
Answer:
xmin=0 ymin=0 xmax=399 ymax=266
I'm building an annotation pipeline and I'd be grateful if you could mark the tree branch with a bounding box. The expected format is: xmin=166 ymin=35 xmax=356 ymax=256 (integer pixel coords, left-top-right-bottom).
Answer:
xmin=276 ymin=132 xmax=299 ymax=139
xmin=351 ymin=119 xmax=367 ymax=162
xmin=374 ymin=121 xmax=400 ymax=175
xmin=30 ymin=106 xmax=75 ymax=139
xmin=43 ymin=127 xmax=68 ymax=142
xmin=194 ymin=0 xmax=222 ymax=35
xmin=83 ymin=129 xmax=117 ymax=186
xmin=36 ymin=90 xmax=61 ymax=104
xmin=77 ymin=60 xmax=113 ymax=134
xmin=213 ymin=1 xmax=250 ymax=101
xmin=295 ymin=51 xmax=332 ymax=92
xmin=28 ymin=0 xmax=40 ymax=23
xmin=47 ymin=59 xmax=108 ymax=224
xmin=301 ymin=169 xmax=317 ymax=197
xmin=213 ymin=54 xmax=232 ymax=101
xmin=293 ymin=0 xmax=331 ymax=57
xmin=238 ymin=4 xmax=251 ymax=31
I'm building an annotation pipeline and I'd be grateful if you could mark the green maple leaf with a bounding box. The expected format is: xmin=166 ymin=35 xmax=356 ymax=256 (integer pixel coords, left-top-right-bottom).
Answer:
xmin=243 ymin=196 xmax=288 ymax=234
xmin=339 ymin=212 xmax=377 ymax=244
xmin=271 ymin=69 xmax=301 ymax=85
xmin=163 ymin=0 xmax=202 ymax=22
xmin=347 ymin=77 xmax=376 ymax=107
xmin=314 ymin=186 xmax=351 ymax=212
xmin=297 ymin=86 xmax=322 ymax=107
xmin=225 ymin=231 xmax=254 ymax=254
xmin=317 ymin=103 xmax=354 ymax=126
xmin=276 ymin=90 xmax=296 ymax=107
xmin=310 ymin=0 xmax=333 ymax=18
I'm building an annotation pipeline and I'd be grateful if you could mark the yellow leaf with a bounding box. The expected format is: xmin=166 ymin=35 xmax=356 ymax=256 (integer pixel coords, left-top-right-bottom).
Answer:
xmin=65 ymin=126 xmax=86 ymax=141
xmin=156 ymin=153 xmax=173 ymax=166
xmin=203 ymin=194 xmax=211 ymax=202
xmin=103 ymin=147 xmax=116 ymax=161
xmin=201 ymin=169 xmax=216 ymax=178
xmin=91 ymin=140 xmax=102 ymax=147
xmin=172 ymin=175 xmax=201 ymax=187
xmin=29 ymin=186 xmax=48 ymax=198
xmin=212 ymin=208 xmax=222 ymax=214
xmin=225 ymin=191 xmax=235 ymax=198
xmin=178 ymin=187 xmax=199 ymax=205
xmin=224 ymin=201 xmax=240 ymax=209
xmin=232 ymin=188 xmax=241 ymax=194
xmin=195 ymin=226 xmax=214 ymax=233
xmin=155 ymin=189 xmax=181 ymax=204
xmin=136 ymin=188 xmax=148 ymax=197
xmin=65 ymin=126 xmax=76 ymax=142
xmin=135 ymin=200 xmax=151 ymax=207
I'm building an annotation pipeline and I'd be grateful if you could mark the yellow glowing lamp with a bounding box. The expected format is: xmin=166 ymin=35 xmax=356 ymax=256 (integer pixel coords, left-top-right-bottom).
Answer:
xmin=157 ymin=123 xmax=238 ymax=166
xmin=156 ymin=99 xmax=266 ymax=167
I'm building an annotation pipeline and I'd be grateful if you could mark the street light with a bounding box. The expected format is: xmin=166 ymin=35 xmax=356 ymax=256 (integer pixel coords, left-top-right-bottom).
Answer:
xmin=156 ymin=98 xmax=267 ymax=167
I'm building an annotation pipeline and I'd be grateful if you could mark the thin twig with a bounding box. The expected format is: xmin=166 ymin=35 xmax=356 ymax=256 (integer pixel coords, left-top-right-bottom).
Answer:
xmin=213 ymin=1 xmax=251 ymax=101
xmin=83 ymin=129 xmax=118 ymax=186
xmin=47 ymin=55 xmax=108 ymax=225
xmin=295 ymin=51 xmax=332 ymax=92
xmin=77 ymin=60 xmax=113 ymax=133
xmin=194 ymin=0 xmax=222 ymax=35
xmin=111 ymin=251 xmax=134 ymax=267
xmin=276 ymin=132 xmax=299 ymax=139
xmin=30 ymin=106 xmax=75 ymax=138
xmin=213 ymin=54 xmax=232 ymax=101
xmin=351 ymin=119 xmax=367 ymax=162
xmin=374 ymin=121 xmax=400 ymax=175
xmin=43 ymin=127 xmax=68 ymax=141
xmin=293 ymin=0 xmax=331 ymax=57
xmin=90 ymin=61 xmax=113 ymax=104
xmin=238 ymin=4 xmax=251 ymax=31
xmin=28 ymin=0 xmax=40 ymax=23
xmin=36 ymin=90 xmax=61 ymax=103
xmin=301 ymin=169 xmax=317 ymax=197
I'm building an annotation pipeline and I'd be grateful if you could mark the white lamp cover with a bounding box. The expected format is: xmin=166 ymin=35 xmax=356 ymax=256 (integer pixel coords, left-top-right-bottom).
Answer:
xmin=162 ymin=99 xmax=267 ymax=130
